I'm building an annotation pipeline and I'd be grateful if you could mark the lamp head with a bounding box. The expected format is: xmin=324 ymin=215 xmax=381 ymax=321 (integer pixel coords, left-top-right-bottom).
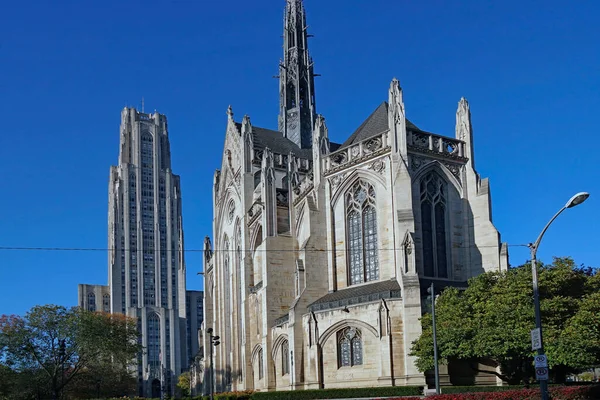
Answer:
xmin=565 ymin=192 xmax=590 ymax=208
xmin=206 ymin=328 xmax=213 ymax=334
xmin=213 ymin=336 xmax=220 ymax=341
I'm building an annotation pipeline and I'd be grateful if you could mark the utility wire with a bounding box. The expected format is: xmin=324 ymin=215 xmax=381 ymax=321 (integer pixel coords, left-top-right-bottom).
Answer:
xmin=0 ymin=244 xmax=529 ymax=253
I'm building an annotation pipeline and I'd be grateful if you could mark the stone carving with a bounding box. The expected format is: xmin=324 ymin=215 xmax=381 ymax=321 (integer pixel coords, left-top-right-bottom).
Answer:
xmin=411 ymin=132 xmax=429 ymax=148
xmin=227 ymin=200 xmax=235 ymax=223
xmin=410 ymin=155 xmax=462 ymax=182
xmin=276 ymin=189 xmax=288 ymax=207
xmin=456 ymin=97 xmax=470 ymax=141
xmin=368 ymin=159 xmax=386 ymax=175
xmin=350 ymin=145 xmax=360 ymax=158
xmin=330 ymin=151 xmax=348 ymax=166
xmin=329 ymin=172 xmax=347 ymax=190
xmin=364 ymin=137 xmax=382 ymax=153
xmin=404 ymin=238 xmax=412 ymax=255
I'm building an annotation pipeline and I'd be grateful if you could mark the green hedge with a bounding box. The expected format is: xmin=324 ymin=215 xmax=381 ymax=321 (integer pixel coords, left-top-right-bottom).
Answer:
xmin=181 ymin=386 xmax=422 ymax=400
xmin=250 ymin=386 xmax=422 ymax=399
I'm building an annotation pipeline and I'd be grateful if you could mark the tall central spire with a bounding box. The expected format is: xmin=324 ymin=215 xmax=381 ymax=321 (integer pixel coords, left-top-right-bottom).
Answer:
xmin=278 ymin=0 xmax=317 ymax=149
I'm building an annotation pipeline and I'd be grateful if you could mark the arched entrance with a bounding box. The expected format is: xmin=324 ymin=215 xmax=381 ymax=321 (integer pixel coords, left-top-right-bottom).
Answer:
xmin=151 ymin=379 xmax=161 ymax=398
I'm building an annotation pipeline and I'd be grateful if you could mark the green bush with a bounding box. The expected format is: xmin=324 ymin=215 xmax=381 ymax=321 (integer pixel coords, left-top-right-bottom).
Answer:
xmin=249 ymin=386 xmax=422 ymax=399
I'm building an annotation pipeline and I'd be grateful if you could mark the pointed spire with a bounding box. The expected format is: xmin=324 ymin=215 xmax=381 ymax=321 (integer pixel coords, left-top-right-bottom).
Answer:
xmin=278 ymin=0 xmax=317 ymax=149
xmin=227 ymin=105 xmax=234 ymax=121
xmin=456 ymin=96 xmax=474 ymax=167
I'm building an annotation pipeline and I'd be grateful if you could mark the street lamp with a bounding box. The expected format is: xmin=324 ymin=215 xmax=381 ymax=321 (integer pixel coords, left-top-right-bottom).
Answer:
xmin=529 ymin=192 xmax=590 ymax=400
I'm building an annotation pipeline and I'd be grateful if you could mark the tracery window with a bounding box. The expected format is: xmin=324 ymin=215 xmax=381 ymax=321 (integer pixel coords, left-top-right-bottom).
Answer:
xmin=102 ymin=294 xmax=110 ymax=312
xmin=420 ymin=171 xmax=449 ymax=278
xmin=87 ymin=293 xmax=96 ymax=312
xmin=338 ymin=327 xmax=362 ymax=367
xmin=346 ymin=180 xmax=379 ymax=285
xmin=281 ymin=340 xmax=290 ymax=375
xmin=147 ymin=313 xmax=161 ymax=368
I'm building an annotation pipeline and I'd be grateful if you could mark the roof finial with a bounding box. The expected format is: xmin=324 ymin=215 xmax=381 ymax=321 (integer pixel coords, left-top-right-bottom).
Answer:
xmin=227 ymin=105 xmax=234 ymax=120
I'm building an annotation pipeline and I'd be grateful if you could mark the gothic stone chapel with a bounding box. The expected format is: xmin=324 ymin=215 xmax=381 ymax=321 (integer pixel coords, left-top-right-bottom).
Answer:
xmin=201 ymin=0 xmax=509 ymax=393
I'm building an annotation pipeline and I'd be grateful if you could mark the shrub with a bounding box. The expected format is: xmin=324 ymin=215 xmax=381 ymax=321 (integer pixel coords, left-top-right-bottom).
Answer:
xmin=250 ymin=386 xmax=422 ymax=399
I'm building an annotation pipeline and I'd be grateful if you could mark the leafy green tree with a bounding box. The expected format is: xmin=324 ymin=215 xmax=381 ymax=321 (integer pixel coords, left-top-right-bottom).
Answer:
xmin=0 ymin=305 xmax=141 ymax=399
xmin=410 ymin=257 xmax=599 ymax=384
xmin=177 ymin=371 xmax=191 ymax=397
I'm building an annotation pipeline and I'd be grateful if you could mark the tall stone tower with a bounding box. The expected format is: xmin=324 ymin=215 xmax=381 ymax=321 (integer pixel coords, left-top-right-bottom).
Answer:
xmin=108 ymin=107 xmax=187 ymax=397
xmin=277 ymin=0 xmax=317 ymax=149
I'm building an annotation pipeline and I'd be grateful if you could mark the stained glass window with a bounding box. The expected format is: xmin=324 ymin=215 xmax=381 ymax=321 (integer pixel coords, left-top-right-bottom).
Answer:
xmin=346 ymin=181 xmax=379 ymax=285
xmin=338 ymin=327 xmax=363 ymax=367
xmin=87 ymin=293 xmax=96 ymax=312
xmin=282 ymin=340 xmax=290 ymax=375
xmin=420 ymin=172 xmax=448 ymax=278
xmin=147 ymin=313 xmax=161 ymax=368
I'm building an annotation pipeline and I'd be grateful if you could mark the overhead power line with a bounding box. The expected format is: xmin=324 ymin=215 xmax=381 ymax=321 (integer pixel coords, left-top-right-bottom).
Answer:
xmin=0 ymin=244 xmax=528 ymax=253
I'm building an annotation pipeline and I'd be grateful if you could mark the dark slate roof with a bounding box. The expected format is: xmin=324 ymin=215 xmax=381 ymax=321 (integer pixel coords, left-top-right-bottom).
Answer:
xmin=235 ymin=123 xmax=313 ymax=160
xmin=338 ymin=102 xmax=420 ymax=150
xmin=308 ymin=279 xmax=401 ymax=312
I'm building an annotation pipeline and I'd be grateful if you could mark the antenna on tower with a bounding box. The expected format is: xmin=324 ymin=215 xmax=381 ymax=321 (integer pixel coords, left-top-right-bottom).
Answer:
xmin=141 ymin=97 xmax=145 ymax=113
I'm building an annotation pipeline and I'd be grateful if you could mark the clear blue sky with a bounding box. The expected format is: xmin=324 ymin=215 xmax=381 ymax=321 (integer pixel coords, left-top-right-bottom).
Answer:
xmin=1 ymin=0 xmax=598 ymax=316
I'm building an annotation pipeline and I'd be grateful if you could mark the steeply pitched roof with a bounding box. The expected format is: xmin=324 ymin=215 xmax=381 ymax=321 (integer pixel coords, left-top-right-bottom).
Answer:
xmin=338 ymin=101 xmax=420 ymax=150
xmin=308 ymin=279 xmax=401 ymax=312
xmin=235 ymin=123 xmax=313 ymax=159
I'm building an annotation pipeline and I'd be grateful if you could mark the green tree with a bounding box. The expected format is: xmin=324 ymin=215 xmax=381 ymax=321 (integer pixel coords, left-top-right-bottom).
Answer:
xmin=0 ymin=305 xmax=141 ymax=399
xmin=410 ymin=257 xmax=599 ymax=384
xmin=177 ymin=371 xmax=191 ymax=397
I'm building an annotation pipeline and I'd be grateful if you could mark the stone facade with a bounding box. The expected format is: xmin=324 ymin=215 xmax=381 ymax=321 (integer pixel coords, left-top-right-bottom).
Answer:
xmin=77 ymin=108 xmax=202 ymax=398
xmin=202 ymin=0 xmax=508 ymax=393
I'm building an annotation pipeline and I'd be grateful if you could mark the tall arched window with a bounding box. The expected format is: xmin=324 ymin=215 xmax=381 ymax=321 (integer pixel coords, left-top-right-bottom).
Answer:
xmin=346 ymin=180 xmax=379 ymax=285
xmin=147 ymin=313 xmax=161 ymax=368
xmin=338 ymin=327 xmax=362 ymax=367
xmin=223 ymin=236 xmax=232 ymax=385
xmin=87 ymin=292 xmax=96 ymax=312
xmin=102 ymin=294 xmax=110 ymax=312
xmin=420 ymin=171 xmax=448 ymax=278
xmin=257 ymin=348 xmax=264 ymax=380
xmin=281 ymin=340 xmax=290 ymax=375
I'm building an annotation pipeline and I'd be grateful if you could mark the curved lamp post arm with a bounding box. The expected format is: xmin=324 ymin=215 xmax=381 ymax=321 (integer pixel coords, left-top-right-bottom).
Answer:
xmin=530 ymin=206 xmax=567 ymax=254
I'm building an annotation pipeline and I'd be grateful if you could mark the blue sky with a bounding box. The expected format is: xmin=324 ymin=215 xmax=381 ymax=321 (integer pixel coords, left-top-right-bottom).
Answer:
xmin=1 ymin=0 xmax=598 ymax=316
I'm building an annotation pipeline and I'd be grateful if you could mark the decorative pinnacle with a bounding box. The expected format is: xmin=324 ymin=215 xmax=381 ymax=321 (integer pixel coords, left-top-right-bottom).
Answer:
xmin=227 ymin=105 xmax=234 ymax=119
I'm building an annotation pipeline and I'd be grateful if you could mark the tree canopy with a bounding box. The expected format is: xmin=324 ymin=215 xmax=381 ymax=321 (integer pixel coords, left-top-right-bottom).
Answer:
xmin=410 ymin=257 xmax=600 ymax=385
xmin=0 ymin=305 xmax=141 ymax=399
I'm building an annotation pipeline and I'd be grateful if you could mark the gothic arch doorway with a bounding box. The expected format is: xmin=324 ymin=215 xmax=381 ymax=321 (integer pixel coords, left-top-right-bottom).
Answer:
xmin=151 ymin=379 xmax=161 ymax=398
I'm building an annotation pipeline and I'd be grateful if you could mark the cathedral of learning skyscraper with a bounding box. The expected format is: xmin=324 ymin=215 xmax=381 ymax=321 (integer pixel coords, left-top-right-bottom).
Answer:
xmin=78 ymin=108 xmax=203 ymax=398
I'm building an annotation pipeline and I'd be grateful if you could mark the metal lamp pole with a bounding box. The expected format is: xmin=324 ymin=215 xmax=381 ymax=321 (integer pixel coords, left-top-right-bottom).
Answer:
xmin=428 ymin=283 xmax=440 ymax=395
xmin=529 ymin=192 xmax=589 ymax=400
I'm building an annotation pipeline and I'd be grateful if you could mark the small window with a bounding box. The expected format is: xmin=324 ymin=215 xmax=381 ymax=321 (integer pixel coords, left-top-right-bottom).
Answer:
xmin=282 ymin=340 xmax=290 ymax=375
xmin=338 ymin=327 xmax=362 ymax=367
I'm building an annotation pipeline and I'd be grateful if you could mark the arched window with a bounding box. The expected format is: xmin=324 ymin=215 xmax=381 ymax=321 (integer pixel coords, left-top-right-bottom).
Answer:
xmin=420 ymin=171 xmax=448 ymax=278
xmin=254 ymin=171 xmax=261 ymax=189
xmin=87 ymin=292 xmax=96 ymax=312
xmin=223 ymin=236 xmax=232 ymax=385
xmin=102 ymin=294 xmax=110 ymax=312
xmin=147 ymin=313 xmax=161 ymax=368
xmin=258 ymin=348 xmax=264 ymax=380
xmin=281 ymin=340 xmax=290 ymax=375
xmin=346 ymin=180 xmax=379 ymax=285
xmin=338 ymin=327 xmax=362 ymax=367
